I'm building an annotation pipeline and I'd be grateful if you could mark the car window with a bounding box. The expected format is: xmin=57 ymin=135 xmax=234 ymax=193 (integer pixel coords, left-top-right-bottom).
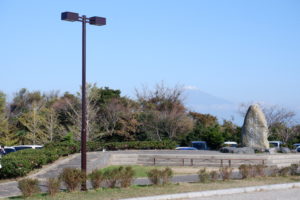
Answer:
xmin=192 ymin=143 xmax=206 ymax=150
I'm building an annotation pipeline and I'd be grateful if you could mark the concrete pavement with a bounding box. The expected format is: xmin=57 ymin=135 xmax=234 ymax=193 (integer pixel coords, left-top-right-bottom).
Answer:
xmin=190 ymin=188 xmax=300 ymax=200
xmin=122 ymin=182 xmax=300 ymax=200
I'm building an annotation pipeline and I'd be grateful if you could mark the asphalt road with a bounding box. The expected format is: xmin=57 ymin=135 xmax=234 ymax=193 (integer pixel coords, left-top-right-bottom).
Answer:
xmin=190 ymin=188 xmax=300 ymax=200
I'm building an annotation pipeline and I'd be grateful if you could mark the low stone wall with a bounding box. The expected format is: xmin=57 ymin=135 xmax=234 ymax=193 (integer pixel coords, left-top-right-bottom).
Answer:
xmin=108 ymin=150 xmax=300 ymax=168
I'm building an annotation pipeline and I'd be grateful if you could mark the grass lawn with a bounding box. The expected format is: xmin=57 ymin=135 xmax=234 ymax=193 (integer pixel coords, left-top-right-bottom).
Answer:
xmin=8 ymin=176 xmax=300 ymax=200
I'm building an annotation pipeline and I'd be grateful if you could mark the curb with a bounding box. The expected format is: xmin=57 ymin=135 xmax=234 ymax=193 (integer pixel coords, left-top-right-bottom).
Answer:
xmin=120 ymin=182 xmax=300 ymax=200
xmin=28 ymin=153 xmax=80 ymax=179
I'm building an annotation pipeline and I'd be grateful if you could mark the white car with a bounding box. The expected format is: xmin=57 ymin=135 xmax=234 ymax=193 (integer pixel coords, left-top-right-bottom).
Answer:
xmin=223 ymin=141 xmax=238 ymax=147
xmin=269 ymin=141 xmax=283 ymax=148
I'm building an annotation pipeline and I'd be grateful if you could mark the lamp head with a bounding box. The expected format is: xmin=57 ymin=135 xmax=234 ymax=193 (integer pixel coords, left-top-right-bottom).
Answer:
xmin=61 ymin=12 xmax=79 ymax=22
xmin=89 ymin=17 xmax=106 ymax=26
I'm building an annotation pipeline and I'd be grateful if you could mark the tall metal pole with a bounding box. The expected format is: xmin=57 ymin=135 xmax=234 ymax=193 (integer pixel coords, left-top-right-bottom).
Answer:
xmin=81 ymin=15 xmax=87 ymax=191
xmin=61 ymin=11 xmax=105 ymax=192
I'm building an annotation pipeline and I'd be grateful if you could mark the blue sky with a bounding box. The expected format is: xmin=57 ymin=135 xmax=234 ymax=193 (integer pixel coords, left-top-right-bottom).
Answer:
xmin=1 ymin=0 xmax=300 ymax=122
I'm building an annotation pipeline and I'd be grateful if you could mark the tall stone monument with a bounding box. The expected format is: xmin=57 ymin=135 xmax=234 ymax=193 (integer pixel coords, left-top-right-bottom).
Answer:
xmin=241 ymin=104 xmax=269 ymax=150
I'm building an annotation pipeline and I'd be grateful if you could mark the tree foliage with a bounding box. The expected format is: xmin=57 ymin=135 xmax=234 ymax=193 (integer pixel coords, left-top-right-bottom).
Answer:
xmin=136 ymin=83 xmax=193 ymax=141
xmin=1 ymin=85 xmax=299 ymax=148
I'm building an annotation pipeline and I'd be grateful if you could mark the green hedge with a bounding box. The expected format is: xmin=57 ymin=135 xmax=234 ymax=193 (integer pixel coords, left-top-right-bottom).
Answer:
xmin=0 ymin=141 xmax=79 ymax=179
xmin=87 ymin=140 xmax=177 ymax=151
xmin=0 ymin=140 xmax=176 ymax=179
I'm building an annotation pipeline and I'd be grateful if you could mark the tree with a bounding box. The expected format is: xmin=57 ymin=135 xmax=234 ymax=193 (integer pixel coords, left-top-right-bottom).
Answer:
xmin=53 ymin=92 xmax=81 ymax=139
xmin=11 ymin=89 xmax=59 ymax=144
xmin=136 ymin=83 xmax=194 ymax=140
xmin=221 ymin=120 xmax=241 ymax=144
xmin=41 ymin=107 xmax=62 ymax=142
xmin=189 ymin=112 xmax=218 ymax=127
xmin=99 ymin=98 xmax=140 ymax=141
xmin=10 ymin=89 xmax=43 ymax=116
xmin=17 ymin=97 xmax=48 ymax=144
xmin=0 ymin=92 xmax=16 ymax=146
xmin=268 ymin=122 xmax=298 ymax=144
xmin=53 ymin=85 xmax=124 ymax=141
xmin=185 ymin=124 xmax=224 ymax=149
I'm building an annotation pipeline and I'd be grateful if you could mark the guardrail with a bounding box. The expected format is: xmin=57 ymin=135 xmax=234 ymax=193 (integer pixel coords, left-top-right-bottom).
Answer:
xmin=152 ymin=157 xmax=266 ymax=167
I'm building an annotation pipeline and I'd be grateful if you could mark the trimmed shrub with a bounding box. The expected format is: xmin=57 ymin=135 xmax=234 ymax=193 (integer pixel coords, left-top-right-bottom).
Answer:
xmin=18 ymin=178 xmax=40 ymax=197
xmin=0 ymin=141 xmax=80 ymax=179
xmin=255 ymin=164 xmax=266 ymax=177
xmin=198 ymin=168 xmax=210 ymax=183
xmin=0 ymin=140 xmax=175 ymax=180
xmin=161 ymin=167 xmax=173 ymax=185
xmin=47 ymin=177 xmax=61 ymax=196
xmin=119 ymin=166 xmax=135 ymax=188
xmin=89 ymin=170 xmax=104 ymax=189
xmin=60 ymin=168 xmax=85 ymax=192
xmin=0 ymin=149 xmax=48 ymax=178
xmin=269 ymin=166 xmax=280 ymax=177
xmin=103 ymin=167 xmax=121 ymax=188
xmin=87 ymin=140 xmax=177 ymax=151
xmin=239 ymin=165 xmax=251 ymax=179
xmin=210 ymin=171 xmax=219 ymax=181
xmin=100 ymin=166 xmax=135 ymax=188
xmin=290 ymin=164 xmax=299 ymax=176
xmin=147 ymin=169 xmax=161 ymax=185
xmin=147 ymin=168 xmax=173 ymax=185
xmin=219 ymin=167 xmax=233 ymax=181
xmin=279 ymin=167 xmax=291 ymax=177
xmin=44 ymin=141 xmax=80 ymax=156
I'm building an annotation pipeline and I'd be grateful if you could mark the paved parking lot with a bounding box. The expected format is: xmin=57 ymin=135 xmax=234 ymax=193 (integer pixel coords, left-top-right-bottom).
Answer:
xmin=189 ymin=188 xmax=300 ymax=200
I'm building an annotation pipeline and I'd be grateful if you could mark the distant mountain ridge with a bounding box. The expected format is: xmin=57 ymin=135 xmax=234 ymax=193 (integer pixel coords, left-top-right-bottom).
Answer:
xmin=183 ymin=89 xmax=243 ymax=125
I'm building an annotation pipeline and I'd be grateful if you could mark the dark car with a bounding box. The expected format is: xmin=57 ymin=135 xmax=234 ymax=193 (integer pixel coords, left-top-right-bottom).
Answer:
xmin=12 ymin=145 xmax=43 ymax=151
xmin=191 ymin=141 xmax=208 ymax=150
xmin=3 ymin=147 xmax=16 ymax=155
xmin=0 ymin=147 xmax=16 ymax=156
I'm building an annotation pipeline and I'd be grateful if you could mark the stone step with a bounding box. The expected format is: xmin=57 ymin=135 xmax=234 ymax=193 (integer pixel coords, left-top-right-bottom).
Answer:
xmin=109 ymin=154 xmax=138 ymax=165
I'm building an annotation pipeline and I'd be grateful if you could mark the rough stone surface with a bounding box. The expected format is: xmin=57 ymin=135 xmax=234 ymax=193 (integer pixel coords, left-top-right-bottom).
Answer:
xmin=267 ymin=148 xmax=278 ymax=154
xmin=233 ymin=147 xmax=255 ymax=154
xmin=220 ymin=147 xmax=255 ymax=154
xmin=242 ymin=104 xmax=269 ymax=150
xmin=280 ymin=147 xmax=291 ymax=154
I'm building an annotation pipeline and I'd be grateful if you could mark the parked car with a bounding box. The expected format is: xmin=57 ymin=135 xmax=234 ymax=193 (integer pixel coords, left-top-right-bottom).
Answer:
xmin=223 ymin=141 xmax=238 ymax=148
xmin=2 ymin=147 xmax=16 ymax=155
xmin=12 ymin=145 xmax=43 ymax=151
xmin=293 ymin=143 xmax=300 ymax=149
xmin=269 ymin=141 xmax=283 ymax=148
xmin=296 ymin=146 xmax=300 ymax=153
xmin=191 ymin=141 xmax=208 ymax=150
xmin=175 ymin=147 xmax=198 ymax=150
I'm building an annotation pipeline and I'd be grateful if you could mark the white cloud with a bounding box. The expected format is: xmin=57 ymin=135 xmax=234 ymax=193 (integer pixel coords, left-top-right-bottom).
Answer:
xmin=183 ymin=85 xmax=199 ymax=91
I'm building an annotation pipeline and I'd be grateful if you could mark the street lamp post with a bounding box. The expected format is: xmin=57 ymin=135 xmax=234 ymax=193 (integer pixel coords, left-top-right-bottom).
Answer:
xmin=61 ymin=11 xmax=106 ymax=191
